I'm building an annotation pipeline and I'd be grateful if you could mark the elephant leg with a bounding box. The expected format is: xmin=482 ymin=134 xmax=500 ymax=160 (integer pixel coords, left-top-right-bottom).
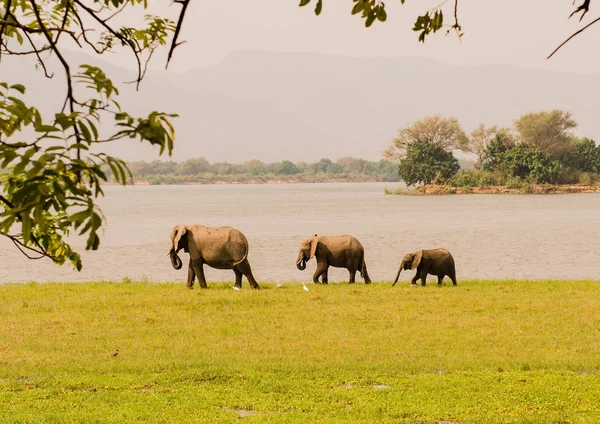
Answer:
xmin=322 ymin=269 xmax=328 ymax=284
xmin=361 ymin=261 xmax=371 ymax=284
xmin=186 ymin=260 xmax=196 ymax=289
xmin=420 ymin=268 xmax=428 ymax=286
xmin=234 ymin=270 xmax=243 ymax=289
xmin=449 ymin=269 xmax=457 ymax=286
xmin=313 ymin=262 xmax=328 ymax=284
xmin=348 ymin=269 xmax=356 ymax=284
xmin=411 ymin=272 xmax=419 ymax=286
xmin=437 ymin=275 xmax=444 ymax=286
xmin=236 ymin=260 xmax=260 ymax=290
xmin=191 ymin=258 xmax=208 ymax=289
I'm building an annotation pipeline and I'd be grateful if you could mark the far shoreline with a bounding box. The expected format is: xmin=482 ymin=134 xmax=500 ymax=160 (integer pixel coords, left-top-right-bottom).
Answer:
xmin=104 ymin=178 xmax=401 ymax=186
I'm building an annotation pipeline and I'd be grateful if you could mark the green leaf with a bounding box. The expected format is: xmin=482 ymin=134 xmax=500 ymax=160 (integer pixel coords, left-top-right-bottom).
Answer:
xmin=351 ymin=1 xmax=364 ymax=15
xmin=299 ymin=0 xmax=311 ymax=6
xmin=314 ymin=0 xmax=322 ymax=15
xmin=10 ymin=84 xmax=26 ymax=94
xmin=21 ymin=214 xmax=32 ymax=244
xmin=365 ymin=10 xmax=376 ymax=27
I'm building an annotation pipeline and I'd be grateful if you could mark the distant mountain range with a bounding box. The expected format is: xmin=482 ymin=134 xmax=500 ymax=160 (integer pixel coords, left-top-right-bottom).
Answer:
xmin=2 ymin=49 xmax=598 ymax=163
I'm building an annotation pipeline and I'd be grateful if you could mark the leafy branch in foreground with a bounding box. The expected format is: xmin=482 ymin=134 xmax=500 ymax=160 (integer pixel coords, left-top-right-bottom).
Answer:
xmin=0 ymin=0 xmax=178 ymax=270
xmin=296 ymin=0 xmax=597 ymax=58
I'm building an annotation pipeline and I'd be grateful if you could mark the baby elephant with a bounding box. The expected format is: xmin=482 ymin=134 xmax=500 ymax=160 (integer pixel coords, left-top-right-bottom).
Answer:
xmin=392 ymin=248 xmax=457 ymax=287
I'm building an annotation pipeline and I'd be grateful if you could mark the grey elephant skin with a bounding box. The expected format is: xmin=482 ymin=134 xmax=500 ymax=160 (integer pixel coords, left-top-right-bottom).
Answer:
xmin=393 ymin=248 xmax=457 ymax=287
xmin=169 ymin=224 xmax=260 ymax=289
xmin=296 ymin=234 xmax=371 ymax=284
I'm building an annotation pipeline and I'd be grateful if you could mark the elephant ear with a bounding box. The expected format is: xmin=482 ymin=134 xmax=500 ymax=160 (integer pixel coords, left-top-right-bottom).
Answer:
xmin=171 ymin=225 xmax=188 ymax=252
xmin=411 ymin=250 xmax=423 ymax=270
xmin=309 ymin=235 xmax=319 ymax=259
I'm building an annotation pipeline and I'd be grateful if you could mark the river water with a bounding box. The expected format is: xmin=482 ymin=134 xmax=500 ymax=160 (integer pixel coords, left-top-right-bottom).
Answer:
xmin=1 ymin=183 xmax=600 ymax=284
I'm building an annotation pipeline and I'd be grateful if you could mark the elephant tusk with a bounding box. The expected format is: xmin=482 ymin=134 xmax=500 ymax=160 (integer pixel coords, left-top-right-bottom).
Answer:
xmin=296 ymin=258 xmax=307 ymax=271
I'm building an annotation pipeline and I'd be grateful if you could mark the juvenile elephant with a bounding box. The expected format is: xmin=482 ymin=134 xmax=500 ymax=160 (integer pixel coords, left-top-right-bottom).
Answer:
xmin=169 ymin=224 xmax=260 ymax=289
xmin=296 ymin=234 xmax=371 ymax=284
xmin=392 ymin=248 xmax=457 ymax=287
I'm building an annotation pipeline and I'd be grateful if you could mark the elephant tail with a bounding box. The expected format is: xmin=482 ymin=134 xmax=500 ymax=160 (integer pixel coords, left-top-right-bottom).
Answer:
xmin=233 ymin=248 xmax=248 ymax=266
xmin=360 ymin=259 xmax=371 ymax=284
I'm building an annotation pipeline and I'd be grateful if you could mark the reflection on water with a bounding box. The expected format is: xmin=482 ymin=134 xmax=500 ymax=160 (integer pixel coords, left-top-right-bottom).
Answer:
xmin=1 ymin=183 xmax=600 ymax=283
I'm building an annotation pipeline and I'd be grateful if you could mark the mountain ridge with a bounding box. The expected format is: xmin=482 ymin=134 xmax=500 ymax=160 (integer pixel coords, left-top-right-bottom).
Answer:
xmin=1 ymin=49 xmax=598 ymax=163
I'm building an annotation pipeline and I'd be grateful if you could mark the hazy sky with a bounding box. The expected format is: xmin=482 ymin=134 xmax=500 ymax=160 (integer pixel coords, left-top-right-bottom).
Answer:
xmin=120 ymin=0 xmax=600 ymax=73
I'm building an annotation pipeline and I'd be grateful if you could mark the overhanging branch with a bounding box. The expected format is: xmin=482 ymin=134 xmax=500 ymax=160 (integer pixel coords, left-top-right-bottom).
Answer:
xmin=166 ymin=0 xmax=190 ymax=69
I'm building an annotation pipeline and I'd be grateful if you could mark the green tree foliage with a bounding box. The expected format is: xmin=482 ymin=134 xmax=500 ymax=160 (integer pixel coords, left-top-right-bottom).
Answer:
xmin=176 ymin=158 xmax=211 ymax=175
xmin=397 ymin=139 xmax=460 ymax=186
xmin=561 ymin=138 xmax=600 ymax=173
xmin=514 ymin=110 xmax=577 ymax=156
xmin=242 ymin=159 xmax=266 ymax=176
xmin=482 ymin=143 xmax=562 ymax=184
xmin=0 ymin=0 xmax=183 ymax=269
xmin=275 ymin=160 xmax=301 ymax=175
xmin=385 ymin=115 xmax=469 ymax=160
xmin=310 ymin=158 xmax=344 ymax=174
xmin=468 ymin=125 xmax=516 ymax=169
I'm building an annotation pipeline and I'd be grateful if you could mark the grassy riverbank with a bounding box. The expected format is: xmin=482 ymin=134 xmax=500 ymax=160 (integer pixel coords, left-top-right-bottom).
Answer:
xmin=386 ymin=183 xmax=600 ymax=195
xmin=2 ymin=280 xmax=600 ymax=422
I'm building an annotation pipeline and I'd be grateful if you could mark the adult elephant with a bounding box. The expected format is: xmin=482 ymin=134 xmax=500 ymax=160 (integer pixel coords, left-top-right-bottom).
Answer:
xmin=392 ymin=248 xmax=457 ymax=287
xmin=296 ymin=234 xmax=371 ymax=284
xmin=169 ymin=224 xmax=260 ymax=289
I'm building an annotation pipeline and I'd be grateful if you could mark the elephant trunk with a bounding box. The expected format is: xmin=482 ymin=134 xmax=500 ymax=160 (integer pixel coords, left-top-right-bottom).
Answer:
xmin=170 ymin=251 xmax=183 ymax=270
xmin=296 ymin=254 xmax=306 ymax=270
xmin=392 ymin=263 xmax=403 ymax=286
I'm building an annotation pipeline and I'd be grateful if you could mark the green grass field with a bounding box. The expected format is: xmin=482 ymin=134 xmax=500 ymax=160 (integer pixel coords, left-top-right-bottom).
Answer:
xmin=1 ymin=280 xmax=600 ymax=423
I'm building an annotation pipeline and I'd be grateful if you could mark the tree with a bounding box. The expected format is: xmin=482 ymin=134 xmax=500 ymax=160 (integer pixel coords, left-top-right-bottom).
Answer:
xmin=385 ymin=115 xmax=469 ymax=161
xmin=242 ymin=159 xmax=266 ymax=176
xmin=467 ymin=125 xmax=519 ymax=169
xmin=336 ymin=157 xmax=373 ymax=175
xmin=514 ymin=110 xmax=577 ymax=156
xmin=397 ymin=139 xmax=460 ymax=186
xmin=561 ymin=138 xmax=600 ymax=172
xmin=275 ymin=160 xmax=300 ymax=175
xmin=176 ymin=158 xmax=211 ymax=175
xmin=500 ymin=144 xmax=563 ymax=184
xmin=0 ymin=0 xmax=189 ymax=270
xmin=481 ymin=135 xmax=510 ymax=172
xmin=483 ymin=142 xmax=563 ymax=184
xmin=311 ymin=158 xmax=334 ymax=173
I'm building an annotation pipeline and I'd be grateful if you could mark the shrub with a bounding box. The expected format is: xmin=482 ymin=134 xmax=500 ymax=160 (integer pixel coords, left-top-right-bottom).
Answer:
xmin=445 ymin=170 xmax=509 ymax=187
xmin=483 ymin=142 xmax=562 ymax=184
xmin=561 ymin=138 xmax=600 ymax=173
xmin=398 ymin=139 xmax=460 ymax=186
xmin=578 ymin=172 xmax=600 ymax=186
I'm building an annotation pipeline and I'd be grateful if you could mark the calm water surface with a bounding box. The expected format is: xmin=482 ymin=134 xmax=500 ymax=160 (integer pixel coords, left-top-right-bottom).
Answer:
xmin=1 ymin=183 xmax=599 ymax=284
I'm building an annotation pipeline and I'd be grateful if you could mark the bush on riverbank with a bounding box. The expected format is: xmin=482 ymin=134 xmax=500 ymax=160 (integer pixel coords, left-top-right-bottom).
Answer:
xmin=2 ymin=280 xmax=600 ymax=422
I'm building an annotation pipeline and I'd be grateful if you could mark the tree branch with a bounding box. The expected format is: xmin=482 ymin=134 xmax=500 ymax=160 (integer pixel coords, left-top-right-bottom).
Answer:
xmin=0 ymin=196 xmax=59 ymax=262
xmin=570 ymin=0 xmax=592 ymax=21
xmin=547 ymin=16 xmax=600 ymax=59
xmin=72 ymin=0 xmax=144 ymax=89
xmin=10 ymin=236 xmax=48 ymax=260
xmin=0 ymin=0 xmax=12 ymax=62
xmin=166 ymin=0 xmax=190 ymax=70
